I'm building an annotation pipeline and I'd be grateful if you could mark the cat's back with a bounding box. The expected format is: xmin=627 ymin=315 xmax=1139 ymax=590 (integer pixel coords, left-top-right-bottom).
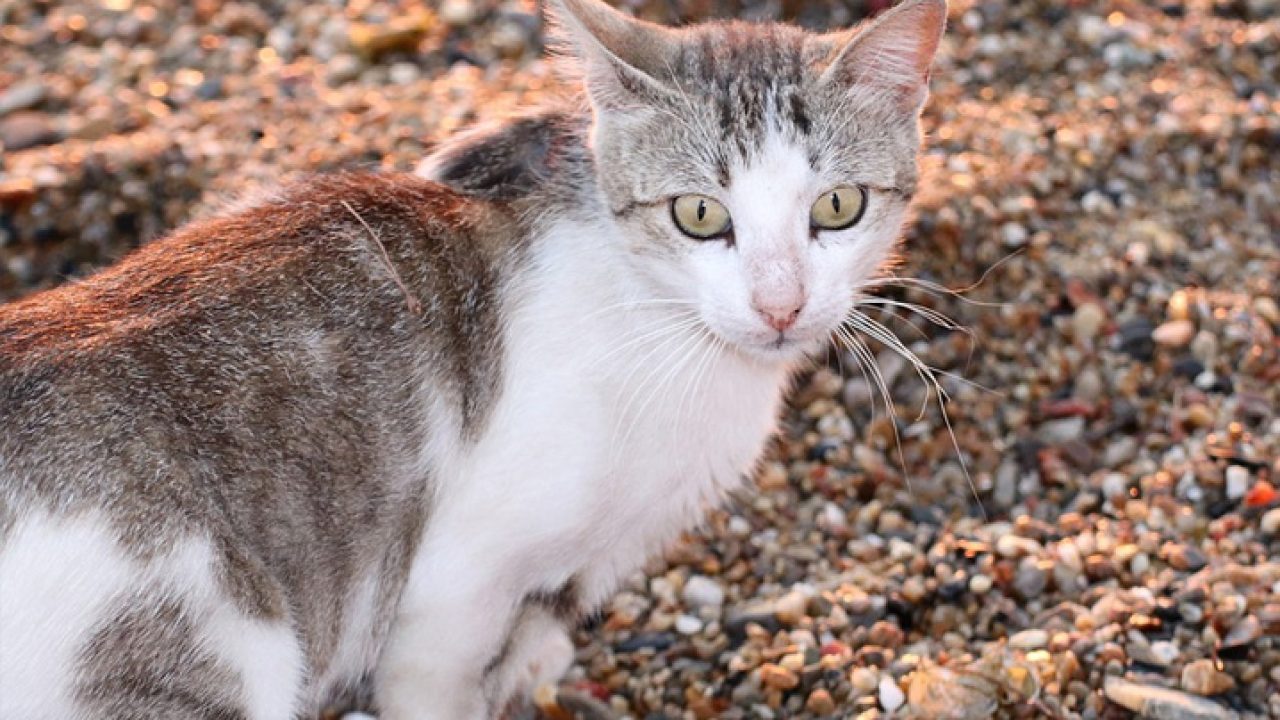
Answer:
xmin=0 ymin=171 xmax=519 ymax=718
xmin=0 ymin=171 xmax=495 ymax=367
xmin=0 ymin=169 xmax=521 ymax=514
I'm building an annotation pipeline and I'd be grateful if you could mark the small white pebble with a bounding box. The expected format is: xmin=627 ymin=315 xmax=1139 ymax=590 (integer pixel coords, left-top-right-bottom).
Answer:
xmin=1225 ymin=465 xmax=1250 ymax=500
xmin=879 ymin=676 xmax=905 ymax=712
xmin=682 ymin=575 xmax=725 ymax=610
xmin=1261 ymin=508 xmax=1280 ymax=537
xmin=969 ymin=574 xmax=993 ymax=594
xmin=675 ymin=614 xmax=703 ymax=635
xmin=1009 ymin=629 xmax=1049 ymax=650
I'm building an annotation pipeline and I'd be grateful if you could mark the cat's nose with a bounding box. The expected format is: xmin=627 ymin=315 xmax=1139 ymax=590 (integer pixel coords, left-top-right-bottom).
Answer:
xmin=754 ymin=300 xmax=804 ymax=332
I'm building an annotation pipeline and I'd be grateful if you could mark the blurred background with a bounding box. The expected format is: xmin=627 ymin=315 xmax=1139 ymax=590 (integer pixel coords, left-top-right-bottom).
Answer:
xmin=1 ymin=1 xmax=1277 ymax=718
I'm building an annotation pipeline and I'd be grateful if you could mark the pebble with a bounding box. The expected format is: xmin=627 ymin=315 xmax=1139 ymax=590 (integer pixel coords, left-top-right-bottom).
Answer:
xmin=1001 ymin=222 xmax=1029 ymax=248
xmin=1072 ymin=302 xmax=1107 ymax=340
xmin=905 ymin=663 xmax=998 ymax=720
xmin=1104 ymin=677 xmax=1237 ymax=720
xmin=682 ymin=575 xmax=725 ymax=610
xmin=1164 ymin=543 xmax=1208 ymax=572
xmin=760 ymin=663 xmax=799 ymax=690
xmin=1224 ymin=465 xmax=1249 ymax=500
xmin=439 ymin=0 xmax=478 ymax=26
xmin=1013 ymin=564 xmax=1048 ymax=599
xmin=877 ymin=676 xmax=905 ymax=713
xmin=1037 ymin=416 xmax=1085 ymax=444
xmin=1181 ymin=658 xmax=1236 ymax=695
xmin=1254 ymin=296 xmax=1280 ymax=325
xmin=1153 ymin=319 xmax=1196 ymax=347
xmin=0 ymin=112 xmax=60 ymax=151
xmin=773 ymin=590 xmax=808 ymax=626
xmin=1117 ymin=318 xmax=1156 ymax=360
xmin=805 ymin=688 xmax=836 ymax=715
xmin=968 ymin=574 xmax=992 ymax=594
xmin=347 ymin=12 xmax=433 ymax=58
xmin=996 ymin=534 xmax=1042 ymax=558
xmin=674 ymin=614 xmax=703 ymax=635
xmin=1008 ymin=629 xmax=1048 ymax=650
xmin=1261 ymin=507 xmax=1280 ymax=536
xmin=327 ymin=54 xmax=364 ymax=85
xmin=851 ymin=667 xmax=879 ymax=694
xmin=0 ymin=82 xmax=46 ymax=118
xmin=1221 ymin=615 xmax=1260 ymax=650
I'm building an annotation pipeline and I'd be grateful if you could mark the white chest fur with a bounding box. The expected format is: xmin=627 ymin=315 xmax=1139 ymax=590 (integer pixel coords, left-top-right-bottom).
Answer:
xmin=416 ymin=218 xmax=792 ymax=606
xmin=376 ymin=219 xmax=795 ymax=720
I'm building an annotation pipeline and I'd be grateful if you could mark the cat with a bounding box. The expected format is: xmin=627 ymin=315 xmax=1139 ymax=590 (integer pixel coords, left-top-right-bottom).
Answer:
xmin=0 ymin=0 xmax=945 ymax=717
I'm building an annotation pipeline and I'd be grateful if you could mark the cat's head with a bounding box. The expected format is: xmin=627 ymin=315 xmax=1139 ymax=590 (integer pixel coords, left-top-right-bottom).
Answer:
xmin=552 ymin=0 xmax=945 ymax=363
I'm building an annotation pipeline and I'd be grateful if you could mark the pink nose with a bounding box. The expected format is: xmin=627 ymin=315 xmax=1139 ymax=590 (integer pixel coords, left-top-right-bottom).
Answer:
xmin=755 ymin=302 xmax=803 ymax=332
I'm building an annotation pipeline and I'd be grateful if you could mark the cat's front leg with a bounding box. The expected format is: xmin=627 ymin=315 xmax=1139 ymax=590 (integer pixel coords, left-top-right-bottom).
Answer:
xmin=373 ymin=574 xmax=509 ymax=720
xmin=372 ymin=548 xmax=578 ymax=720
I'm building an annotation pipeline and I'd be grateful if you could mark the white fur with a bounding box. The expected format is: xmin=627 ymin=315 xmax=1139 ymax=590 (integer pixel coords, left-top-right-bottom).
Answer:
xmin=375 ymin=210 xmax=793 ymax=718
xmin=0 ymin=512 xmax=135 ymax=719
xmin=0 ymin=510 xmax=304 ymax=720
xmin=377 ymin=127 xmax=906 ymax=718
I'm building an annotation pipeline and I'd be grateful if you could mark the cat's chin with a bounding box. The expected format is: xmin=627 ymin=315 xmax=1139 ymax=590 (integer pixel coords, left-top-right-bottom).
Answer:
xmin=726 ymin=334 xmax=825 ymax=367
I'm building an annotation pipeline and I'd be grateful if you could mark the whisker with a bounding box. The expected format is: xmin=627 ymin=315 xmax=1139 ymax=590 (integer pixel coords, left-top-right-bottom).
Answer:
xmin=583 ymin=297 xmax=698 ymax=321
xmin=847 ymin=311 xmax=1001 ymax=398
xmin=585 ymin=313 xmax=701 ymax=374
xmin=844 ymin=314 xmax=986 ymax=520
xmin=855 ymin=297 xmax=975 ymax=337
xmin=863 ymin=248 xmax=1023 ymax=307
xmin=671 ymin=328 xmax=722 ymax=450
xmin=613 ymin=327 xmax=708 ymax=460
xmin=834 ymin=327 xmax=914 ymax=497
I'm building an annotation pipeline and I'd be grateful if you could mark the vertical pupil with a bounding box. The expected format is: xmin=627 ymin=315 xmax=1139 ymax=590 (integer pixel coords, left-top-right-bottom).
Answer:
xmin=831 ymin=192 xmax=841 ymax=214
xmin=696 ymin=200 xmax=706 ymax=222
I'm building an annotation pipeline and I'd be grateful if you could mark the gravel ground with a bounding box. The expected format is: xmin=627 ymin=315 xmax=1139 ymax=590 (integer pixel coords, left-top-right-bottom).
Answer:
xmin=2 ymin=0 xmax=1278 ymax=718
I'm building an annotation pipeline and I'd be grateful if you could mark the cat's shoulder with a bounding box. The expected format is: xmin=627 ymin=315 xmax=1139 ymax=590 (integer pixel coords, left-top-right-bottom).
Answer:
xmin=416 ymin=106 xmax=589 ymax=201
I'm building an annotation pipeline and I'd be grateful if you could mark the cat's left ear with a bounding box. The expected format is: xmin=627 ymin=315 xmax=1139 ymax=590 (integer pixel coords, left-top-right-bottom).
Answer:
xmin=817 ymin=0 xmax=947 ymax=111
xmin=546 ymin=0 xmax=680 ymax=110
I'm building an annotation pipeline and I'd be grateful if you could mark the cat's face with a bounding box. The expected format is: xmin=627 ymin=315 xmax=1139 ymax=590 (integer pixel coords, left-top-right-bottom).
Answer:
xmin=556 ymin=0 xmax=944 ymax=363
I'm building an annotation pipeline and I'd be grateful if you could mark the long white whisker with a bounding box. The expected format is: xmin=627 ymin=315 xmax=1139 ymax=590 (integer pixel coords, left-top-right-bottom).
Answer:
xmin=847 ymin=312 xmax=1001 ymax=398
xmin=583 ymin=297 xmax=698 ymax=321
xmin=845 ymin=314 xmax=986 ymax=519
xmin=855 ymin=297 xmax=974 ymax=336
xmin=586 ymin=313 xmax=701 ymax=374
xmin=671 ymin=328 xmax=722 ymax=451
xmin=835 ymin=327 xmax=913 ymax=497
xmin=613 ymin=327 xmax=708 ymax=461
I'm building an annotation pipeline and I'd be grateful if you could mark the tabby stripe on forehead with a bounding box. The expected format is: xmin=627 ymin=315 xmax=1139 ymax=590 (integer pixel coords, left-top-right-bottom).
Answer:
xmin=788 ymin=92 xmax=811 ymax=136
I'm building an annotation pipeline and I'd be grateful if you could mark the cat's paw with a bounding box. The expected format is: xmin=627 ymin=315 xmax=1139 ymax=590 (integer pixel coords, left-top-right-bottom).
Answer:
xmin=518 ymin=623 xmax=575 ymax=692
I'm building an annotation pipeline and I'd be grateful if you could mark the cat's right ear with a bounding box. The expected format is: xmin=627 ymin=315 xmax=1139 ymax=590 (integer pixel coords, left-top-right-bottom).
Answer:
xmin=546 ymin=0 xmax=680 ymax=110
xmin=817 ymin=0 xmax=947 ymax=112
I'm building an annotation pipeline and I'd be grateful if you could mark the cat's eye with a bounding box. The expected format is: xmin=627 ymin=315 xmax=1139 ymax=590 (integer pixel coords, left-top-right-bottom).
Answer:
xmin=671 ymin=195 xmax=732 ymax=240
xmin=810 ymin=185 xmax=868 ymax=231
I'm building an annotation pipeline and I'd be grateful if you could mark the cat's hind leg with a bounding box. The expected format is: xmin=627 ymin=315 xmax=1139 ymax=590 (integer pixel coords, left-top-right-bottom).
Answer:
xmin=0 ymin=510 xmax=305 ymax=720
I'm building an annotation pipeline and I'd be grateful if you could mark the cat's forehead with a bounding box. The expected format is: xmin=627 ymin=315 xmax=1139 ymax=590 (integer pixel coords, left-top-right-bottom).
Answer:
xmin=673 ymin=22 xmax=816 ymax=91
